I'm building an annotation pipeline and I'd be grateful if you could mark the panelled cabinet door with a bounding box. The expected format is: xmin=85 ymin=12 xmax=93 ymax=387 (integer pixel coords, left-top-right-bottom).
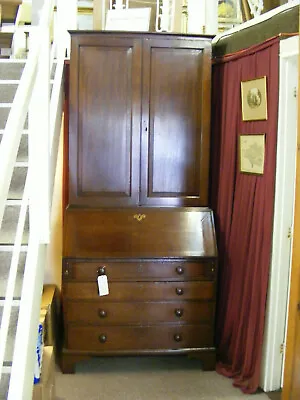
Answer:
xmin=69 ymin=35 xmax=142 ymax=207
xmin=140 ymin=37 xmax=212 ymax=207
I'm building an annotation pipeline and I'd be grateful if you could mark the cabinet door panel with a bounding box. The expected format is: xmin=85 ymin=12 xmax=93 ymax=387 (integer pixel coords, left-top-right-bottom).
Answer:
xmin=141 ymin=38 xmax=211 ymax=206
xmin=69 ymin=36 xmax=141 ymax=207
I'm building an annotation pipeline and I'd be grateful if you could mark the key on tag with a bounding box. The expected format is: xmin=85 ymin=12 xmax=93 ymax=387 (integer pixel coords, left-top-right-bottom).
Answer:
xmin=97 ymin=275 xmax=109 ymax=296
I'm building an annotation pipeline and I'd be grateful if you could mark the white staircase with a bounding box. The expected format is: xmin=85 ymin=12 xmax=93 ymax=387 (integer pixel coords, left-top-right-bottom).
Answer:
xmin=0 ymin=1 xmax=77 ymax=398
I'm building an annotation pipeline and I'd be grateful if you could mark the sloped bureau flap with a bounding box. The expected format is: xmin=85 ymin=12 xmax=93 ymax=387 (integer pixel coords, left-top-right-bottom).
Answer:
xmin=63 ymin=208 xmax=218 ymax=259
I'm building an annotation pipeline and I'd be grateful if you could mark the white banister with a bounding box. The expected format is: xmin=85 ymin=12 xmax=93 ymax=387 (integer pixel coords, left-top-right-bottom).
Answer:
xmin=0 ymin=52 xmax=37 ymax=230
xmin=0 ymin=182 xmax=29 ymax=382
xmin=0 ymin=0 xmax=76 ymax=397
xmin=8 ymin=239 xmax=46 ymax=400
xmin=29 ymin=26 xmax=50 ymax=244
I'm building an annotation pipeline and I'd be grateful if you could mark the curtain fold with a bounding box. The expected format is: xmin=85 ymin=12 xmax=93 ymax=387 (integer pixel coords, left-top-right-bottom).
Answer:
xmin=210 ymin=37 xmax=280 ymax=394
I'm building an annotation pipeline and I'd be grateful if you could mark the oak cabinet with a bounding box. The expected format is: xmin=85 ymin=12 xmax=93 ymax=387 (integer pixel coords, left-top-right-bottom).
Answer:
xmin=62 ymin=32 xmax=216 ymax=374
xmin=68 ymin=32 xmax=212 ymax=208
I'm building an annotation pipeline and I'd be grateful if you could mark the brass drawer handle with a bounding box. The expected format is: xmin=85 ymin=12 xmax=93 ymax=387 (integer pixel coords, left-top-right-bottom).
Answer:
xmin=134 ymin=214 xmax=146 ymax=222
xmin=98 ymin=334 xmax=107 ymax=343
xmin=98 ymin=309 xmax=107 ymax=318
xmin=175 ymin=308 xmax=184 ymax=318
xmin=175 ymin=266 xmax=184 ymax=275
xmin=175 ymin=288 xmax=184 ymax=296
xmin=174 ymin=334 xmax=182 ymax=342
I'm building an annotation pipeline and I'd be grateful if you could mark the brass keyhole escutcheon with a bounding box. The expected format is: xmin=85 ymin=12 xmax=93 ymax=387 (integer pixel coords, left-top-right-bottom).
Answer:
xmin=134 ymin=214 xmax=146 ymax=222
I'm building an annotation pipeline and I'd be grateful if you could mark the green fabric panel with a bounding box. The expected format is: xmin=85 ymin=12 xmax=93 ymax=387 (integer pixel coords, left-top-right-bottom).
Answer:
xmin=212 ymin=5 xmax=299 ymax=58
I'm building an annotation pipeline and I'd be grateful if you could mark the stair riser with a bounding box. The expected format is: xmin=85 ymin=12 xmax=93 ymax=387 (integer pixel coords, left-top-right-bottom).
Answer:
xmin=0 ymin=84 xmax=18 ymax=103
xmin=0 ymin=61 xmax=56 ymax=80
xmin=0 ymin=252 xmax=26 ymax=299
xmin=0 ymin=134 xmax=28 ymax=162
xmin=0 ymin=108 xmax=28 ymax=130
xmin=0 ymin=306 xmax=19 ymax=364
xmin=0 ymin=83 xmax=54 ymax=104
xmin=0 ymin=206 xmax=29 ymax=245
xmin=0 ymin=373 xmax=10 ymax=400
xmin=0 ymin=62 xmax=24 ymax=80
xmin=8 ymin=167 xmax=27 ymax=200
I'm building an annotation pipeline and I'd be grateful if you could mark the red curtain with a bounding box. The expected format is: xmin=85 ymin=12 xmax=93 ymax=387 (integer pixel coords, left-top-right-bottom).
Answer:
xmin=210 ymin=37 xmax=280 ymax=393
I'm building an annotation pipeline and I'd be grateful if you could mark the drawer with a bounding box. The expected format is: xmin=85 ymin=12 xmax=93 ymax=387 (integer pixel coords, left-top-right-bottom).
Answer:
xmin=67 ymin=324 xmax=214 ymax=351
xmin=62 ymin=260 xmax=216 ymax=282
xmin=63 ymin=281 xmax=215 ymax=301
xmin=64 ymin=301 xmax=215 ymax=325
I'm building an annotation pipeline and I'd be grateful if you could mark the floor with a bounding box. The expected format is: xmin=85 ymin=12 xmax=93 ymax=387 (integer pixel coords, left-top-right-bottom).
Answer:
xmin=55 ymin=356 xmax=277 ymax=400
xmin=266 ymin=392 xmax=281 ymax=400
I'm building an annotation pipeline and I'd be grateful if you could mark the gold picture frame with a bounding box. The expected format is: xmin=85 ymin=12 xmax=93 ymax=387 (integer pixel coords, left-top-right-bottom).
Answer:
xmin=241 ymin=77 xmax=268 ymax=121
xmin=239 ymin=134 xmax=265 ymax=175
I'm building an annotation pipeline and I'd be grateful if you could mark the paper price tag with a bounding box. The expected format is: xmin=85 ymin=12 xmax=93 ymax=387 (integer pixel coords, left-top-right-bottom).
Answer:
xmin=97 ymin=275 xmax=109 ymax=296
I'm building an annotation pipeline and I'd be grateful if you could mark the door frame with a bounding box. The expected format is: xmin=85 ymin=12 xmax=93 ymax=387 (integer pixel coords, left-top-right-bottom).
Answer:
xmin=260 ymin=35 xmax=299 ymax=392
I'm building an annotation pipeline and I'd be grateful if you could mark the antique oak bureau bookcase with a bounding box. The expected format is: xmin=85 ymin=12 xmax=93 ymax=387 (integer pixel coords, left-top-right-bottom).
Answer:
xmin=61 ymin=31 xmax=218 ymax=373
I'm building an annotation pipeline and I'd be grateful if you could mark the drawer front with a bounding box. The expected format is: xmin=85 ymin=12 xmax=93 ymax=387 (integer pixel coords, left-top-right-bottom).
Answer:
xmin=63 ymin=281 xmax=215 ymax=301
xmin=65 ymin=301 xmax=215 ymax=325
xmin=67 ymin=324 xmax=214 ymax=351
xmin=64 ymin=208 xmax=218 ymax=258
xmin=63 ymin=260 xmax=216 ymax=282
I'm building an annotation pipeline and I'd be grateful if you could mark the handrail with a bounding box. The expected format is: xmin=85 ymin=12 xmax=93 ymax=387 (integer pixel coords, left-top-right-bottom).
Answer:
xmin=0 ymin=0 xmax=55 ymax=230
xmin=0 ymin=0 xmax=77 ymax=398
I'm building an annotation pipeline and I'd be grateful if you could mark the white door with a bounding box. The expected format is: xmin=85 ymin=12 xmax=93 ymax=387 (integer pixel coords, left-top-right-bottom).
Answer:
xmin=261 ymin=35 xmax=299 ymax=392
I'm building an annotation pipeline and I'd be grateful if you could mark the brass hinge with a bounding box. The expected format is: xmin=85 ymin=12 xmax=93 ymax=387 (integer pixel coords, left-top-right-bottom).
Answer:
xmin=294 ymin=87 xmax=297 ymax=98
xmin=280 ymin=343 xmax=286 ymax=354
xmin=288 ymin=227 xmax=292 ymax=239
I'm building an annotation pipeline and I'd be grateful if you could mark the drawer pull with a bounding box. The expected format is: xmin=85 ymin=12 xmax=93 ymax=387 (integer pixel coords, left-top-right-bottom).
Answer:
xmin=174 ymin=334 xmax=182 ymax=342
xmin=98 ymin=334 xmax=107 ymax=343
xmin=175 ymin=266 xmax=184 ymax=275
xmin=175 ymin=308 xmax=184 ymax=317
xmin=98 ymin=266 xmax=106 ymax=276
xmin=175 ymin=288 xmax=184 ymax=296
xmin=98 ymin=309 xmax=107 ymax=318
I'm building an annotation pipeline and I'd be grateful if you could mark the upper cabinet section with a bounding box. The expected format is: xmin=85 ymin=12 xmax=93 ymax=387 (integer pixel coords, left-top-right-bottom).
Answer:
xmin=141 ymin=37 xmax=211 ymax=207
xmin=69 ymin=35 xmax=142 ymax=207
xmin=68 ymin=32 xmax=212 ymax=208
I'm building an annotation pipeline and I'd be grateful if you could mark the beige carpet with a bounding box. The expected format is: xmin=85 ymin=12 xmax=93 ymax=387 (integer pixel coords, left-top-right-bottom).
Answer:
xmin=55 ymin=356 xmax=270 ymax=400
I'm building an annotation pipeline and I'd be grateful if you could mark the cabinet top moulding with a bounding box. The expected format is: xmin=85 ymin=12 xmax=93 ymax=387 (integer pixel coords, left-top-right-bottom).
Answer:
xmin=68 ymin=30 xmax=215 ymax=41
